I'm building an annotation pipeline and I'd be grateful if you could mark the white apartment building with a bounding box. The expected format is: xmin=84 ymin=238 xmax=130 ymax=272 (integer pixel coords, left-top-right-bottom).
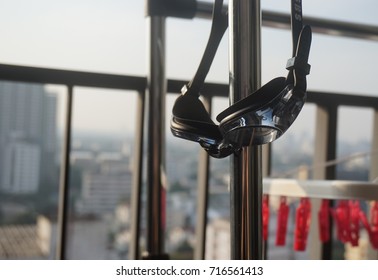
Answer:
xmin=76 ymin=153 xmax=133 ymax=215
xmin=0 ymin=81 xmax=57 ymax=194
xmin=76 ymin=173 xmax=132 ymax=215
xmin=1 ymin=142 xmax=41 ymax=194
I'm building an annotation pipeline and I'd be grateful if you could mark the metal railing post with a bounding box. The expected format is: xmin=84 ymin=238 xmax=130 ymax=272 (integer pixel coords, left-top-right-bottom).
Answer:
xmin=369 ymin=110 xmax=378 ymax=182
xmin=129 ymin=91 xmax=146 ymax=260
xmin=322 ymin=105 xmax=338 ymax=259
xmin=368 ymin=110 xmax=378 ymax=259
xmin=309 ymin=106 xmax=329 ymax=260
xmin=56 ymin=85 xmax=73 ymax=260
xmin=311 ymin=105 xmax=338 ymax=259
xmin=144 ymin=12 xmax=168 ymax=259
xmin=229 ymin=0 xmax=263 ymax=260
xmin=194 ymin=96 xmax=212 ymax=260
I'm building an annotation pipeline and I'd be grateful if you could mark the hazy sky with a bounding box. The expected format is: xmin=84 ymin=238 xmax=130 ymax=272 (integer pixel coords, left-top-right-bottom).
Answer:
xmin=1 ymin=0 xmax=378 ymax=146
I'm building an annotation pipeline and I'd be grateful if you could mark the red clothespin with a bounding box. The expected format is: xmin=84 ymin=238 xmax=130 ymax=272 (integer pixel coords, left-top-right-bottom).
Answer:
xmin=263 ymin=195 xmax=270 ymax=241
xmin=364 ymin=201 xmax=378 ymax=249
xmin=276 ymin=196 xmax=289 ymax=246
xmin=318 ymin=199 xmax=330 ymax=243
xmin=359 ymin=206 xmax=378 ymax=249
xmin=371 ymin=201 xmax=378 ymax=233
xmin=294 ymin=197 xmax=311 ymax=251
xmin=370 ymin=201 xmax=378 ymax=248
xmin=348 ymin=200 xmax=361 ymax=247
xmin=332 ymin=200 xmax=350 ymax=243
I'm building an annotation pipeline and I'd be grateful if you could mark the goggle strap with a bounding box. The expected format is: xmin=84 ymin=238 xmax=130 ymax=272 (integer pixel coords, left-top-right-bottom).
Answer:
xmin=291 ymin=0 xmax=304 ymax=58
xmin=185 ymin=0 xmax=228 ymax=97
xmin=287 ymin=0 xmax=304 ymax=85
xmin=291 ymin=25 xmax=312 ymax=96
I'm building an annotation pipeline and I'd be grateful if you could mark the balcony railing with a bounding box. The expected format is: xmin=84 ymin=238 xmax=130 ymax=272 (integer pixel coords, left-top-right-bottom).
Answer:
xmin=1 ymin=0 xmax=378 ymax=260
xmin=1 ymin=61 xmax=378 ymax=259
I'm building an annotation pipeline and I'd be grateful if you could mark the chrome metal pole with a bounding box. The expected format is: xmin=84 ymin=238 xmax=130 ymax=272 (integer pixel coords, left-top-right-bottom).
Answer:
xmin=144 ymin=15 xmax=168 ymax=259
xmin=229 ymin=0 xmax=263 ymax=260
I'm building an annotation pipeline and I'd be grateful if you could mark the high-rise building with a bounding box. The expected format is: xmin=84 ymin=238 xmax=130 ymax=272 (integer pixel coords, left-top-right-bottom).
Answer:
xmin=2 ymin=142 xmax=41 ymax=194
xmin=0 ymin=81 xmax=57 ymax=194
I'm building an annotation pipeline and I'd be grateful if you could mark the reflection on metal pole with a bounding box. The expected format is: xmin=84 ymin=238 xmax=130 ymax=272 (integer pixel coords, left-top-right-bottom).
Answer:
xmin=229 ymin=0 xmax=263 ymax=260
xmin=144 ymin=15 xmax=168 ymax=259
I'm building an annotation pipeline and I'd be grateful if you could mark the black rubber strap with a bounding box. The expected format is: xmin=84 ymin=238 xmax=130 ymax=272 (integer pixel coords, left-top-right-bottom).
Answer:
xmin=184 ymin=0 xmax=228 ymax=97
xmin=291 ymin=25 xmax=312 ymax=97
xmin=286 ymin=0 xmax=304 ymax=86
xmin=291 ymin=0 xmax=303 ymax=58
xmin=286 ymin=0 xmax=312 ymax=98
xmin=287 ymin=25 xmax=311 ymax=75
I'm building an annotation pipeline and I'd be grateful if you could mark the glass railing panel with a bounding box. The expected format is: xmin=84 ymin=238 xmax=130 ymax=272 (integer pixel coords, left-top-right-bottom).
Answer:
xmin=64 ymin=87 xmax=137 ymax=260
xmin=164 ymin=95 xmax=202 ymax=259
xmin=336 ymin=107 xmax=373 ymax=181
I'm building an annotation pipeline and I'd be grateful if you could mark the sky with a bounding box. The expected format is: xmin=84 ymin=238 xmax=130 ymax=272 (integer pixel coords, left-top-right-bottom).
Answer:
xmin=0 ymin=0 xmax=378 ymax=146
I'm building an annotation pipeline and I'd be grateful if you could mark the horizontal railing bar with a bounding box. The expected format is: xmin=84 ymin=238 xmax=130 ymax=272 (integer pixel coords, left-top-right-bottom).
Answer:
xmin=307 ymin=91 xmax=378 ymax=109
xmin=195 ymin=2 xmax=378 ymax=41
xmin=0 ymin=64 xmax=226 ymax=95
xmin=1 ymin=63 xmax=378 ymax=109
xmin=263 ymin=11 xmax=378 ymax=42
xmin=167 ymin=79 xmax=228 ymax=97
xmin=263 ymin=178 xmax=378 ymax=201
xmin=0 ymin=64 xmax=146 ymax=91
xmin=195 ymin=1 xmax=227 ymax=19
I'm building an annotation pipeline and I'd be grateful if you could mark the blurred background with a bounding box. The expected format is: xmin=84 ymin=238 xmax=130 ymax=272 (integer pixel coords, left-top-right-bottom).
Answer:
xmin=0 ymin=0 xmax=378 ymax=259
